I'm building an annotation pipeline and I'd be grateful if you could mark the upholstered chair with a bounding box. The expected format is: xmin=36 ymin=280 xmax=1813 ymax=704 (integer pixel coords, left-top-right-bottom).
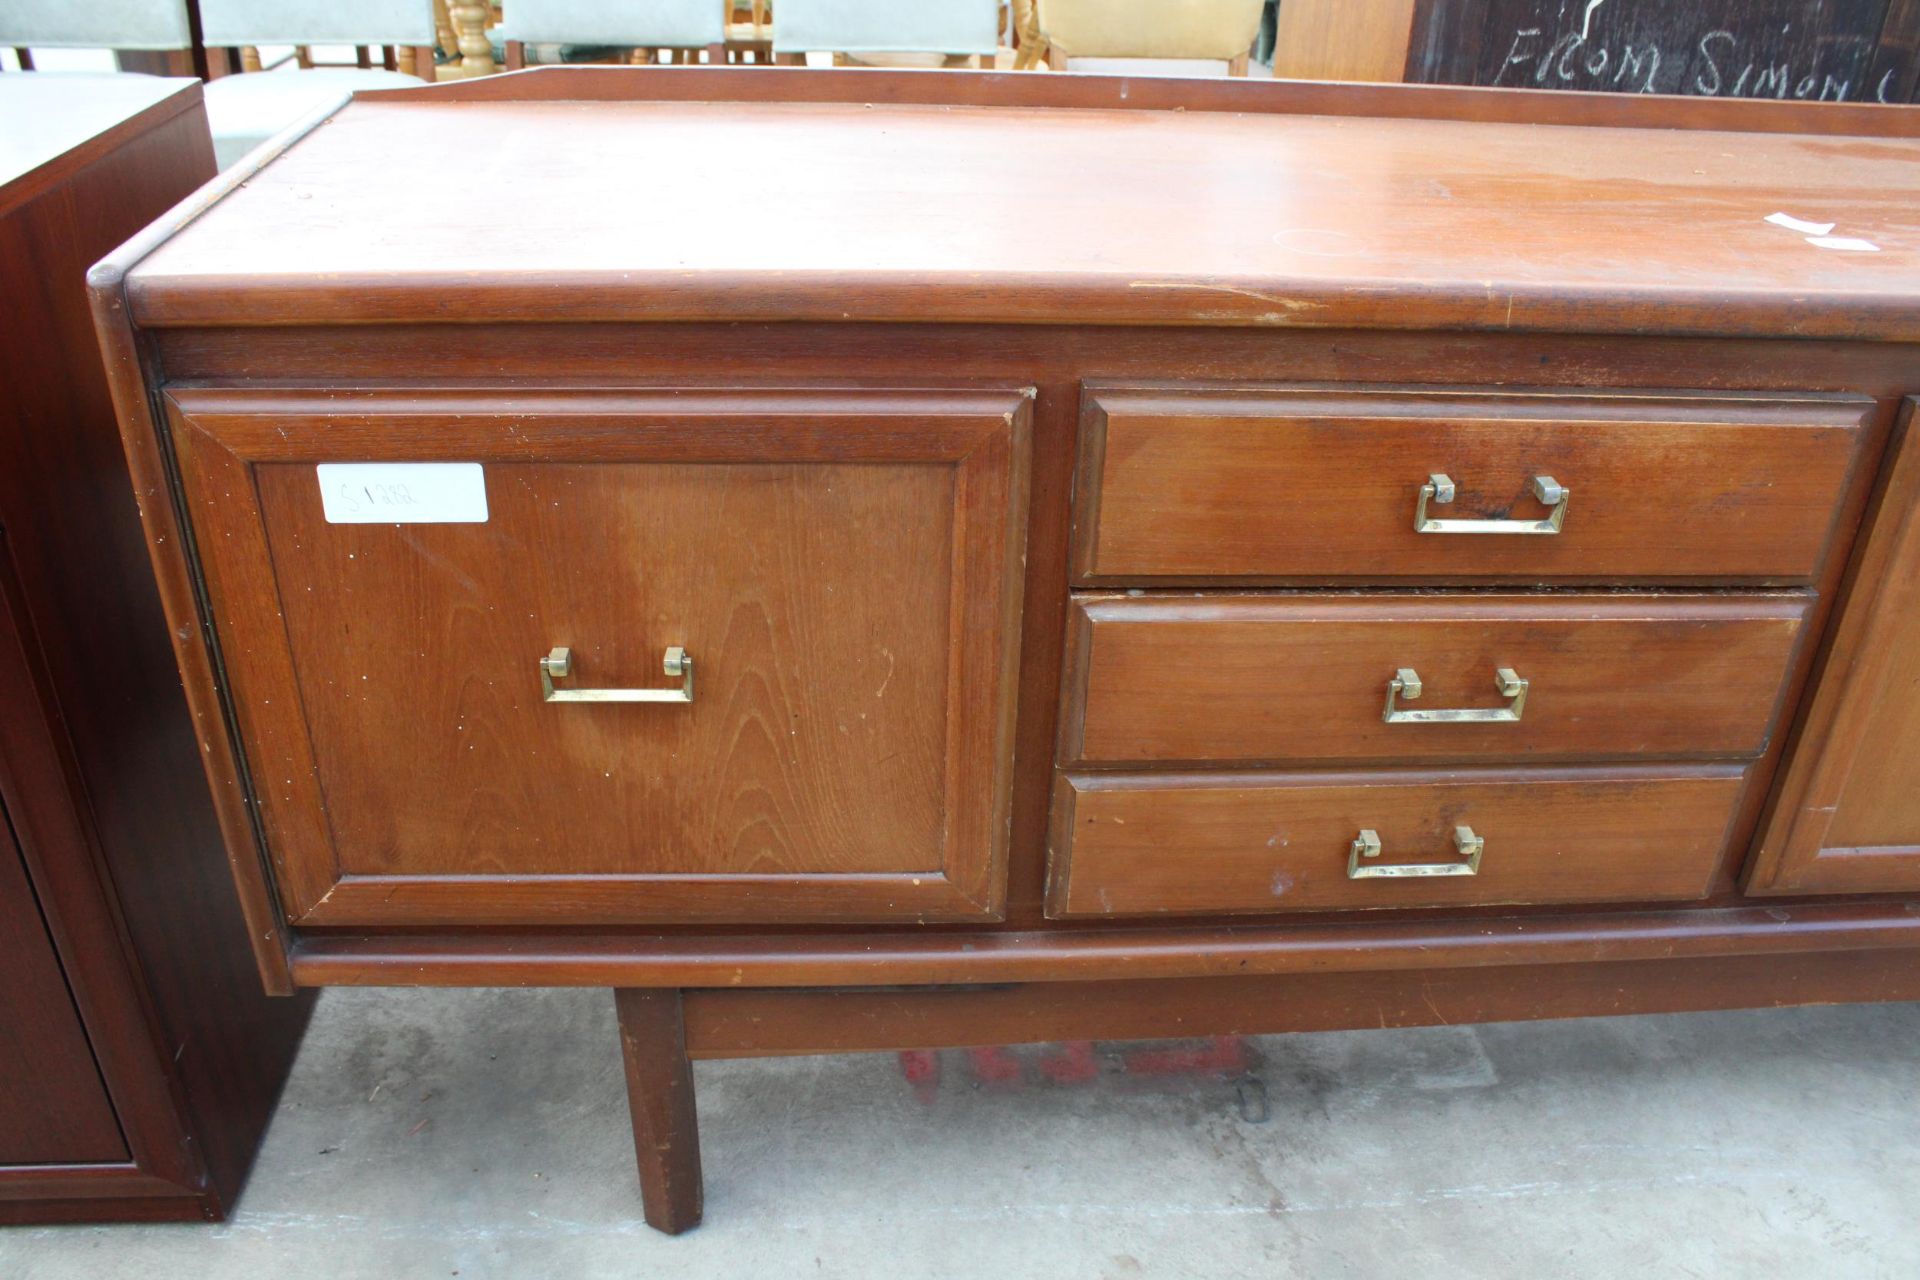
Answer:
xmin=1036 ymin=0 xmax=1265 ymax=76
xmin=0 ymin=0 xmax=194 ymax=72
xmin=774 ymin=0 xmax=1001 ymax=67
xmin=501 ymin=0 xmax=729 ymax=69
xmin=195 ymin=0 xmax=438 ymax=168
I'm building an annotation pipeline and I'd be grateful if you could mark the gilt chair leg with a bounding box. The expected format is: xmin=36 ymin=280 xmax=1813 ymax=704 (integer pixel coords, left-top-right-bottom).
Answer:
xmin=614 ymin=988 xmax=704 ymax=1235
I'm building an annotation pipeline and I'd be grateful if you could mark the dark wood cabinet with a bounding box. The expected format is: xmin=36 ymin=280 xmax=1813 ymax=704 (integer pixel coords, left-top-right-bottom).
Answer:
xmin=88 ymin=68 xmax=1920 ymax=1234
xmin=0 ymin=812 xmax=126 ymax=1170
xmin=0 ymin=76 xmax=312 ymax=1225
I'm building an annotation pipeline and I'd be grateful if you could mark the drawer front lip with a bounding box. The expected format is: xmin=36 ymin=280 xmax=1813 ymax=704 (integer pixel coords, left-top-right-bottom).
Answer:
xmin=1046 ymin=765 xmax=1746 ymax=919
xmin=1061 ymin=592 xmax=1809 ymax=768
xmin=1071 ymin=386 xmax=1872 ymax=585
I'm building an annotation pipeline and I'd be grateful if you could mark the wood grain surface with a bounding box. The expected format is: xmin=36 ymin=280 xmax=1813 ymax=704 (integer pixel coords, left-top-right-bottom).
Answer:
xmin=86 ymin=91 xmax=353 ymax=991
xmin=77 ymin=64 xmax=1920 ymax=1232
xmin=0 ymin=811 xmax=126 ymax=1166
xmin=105 ymin=317 xmax=1905 ymax=953
xmin=99 ymin=316 xmax=1903 ymax=964
xmin=84 ymin=65 xmax=1920 ymax=1008
xmin=1048 ymin=765 xmax=1745 ymax=916
xmin=1062 ymin=592 xmax=1808 ymax=766
xmin=614 ymin=989 xmax=703 ymax=1234
xmin=2 ymin=83 xmax=312 ymax=1223
xmin=1074 ymin=386 xmax=1872 ymax=583
xmin=167 ymin=388 xmax=1030 ymax=926
xmin=0 ymin=77 xmax=202 ymax=210
xmin=285 ymin=897 xmax=1920 ymax=988
xmin=120 ymin=76 xmax=1920 ymax=339
xmin=1273 ymin=0 xmax=1418 ymax=82
xmin=680 ymin=948 xmax=1920 ymax=1057
xmin=365 ymin=62 xmax=1920 ymax=132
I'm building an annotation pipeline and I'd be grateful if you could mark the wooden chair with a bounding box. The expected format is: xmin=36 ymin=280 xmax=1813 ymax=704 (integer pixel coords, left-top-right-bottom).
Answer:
xmin=0 ymin=0 xmax=197 ymax=77
xmin=502 ymin=1 xmax=729 ymax=69
xmin=195 ymin=0 xmax=437 ymax=168
xmin=724 ymin=0 xmax=776 ymax=65
xmin=1012 ymin=0 xmax=1047 ymax=69
xmin=774 ymin=0 xmax=1001 ymax=67
xmin=1036 ymin=0 xmax=1265 ymax=76
xmin=443 ymin=1 xmax=499 ymax=77
xmin=434 ymin=0 xmax=461 ymax=55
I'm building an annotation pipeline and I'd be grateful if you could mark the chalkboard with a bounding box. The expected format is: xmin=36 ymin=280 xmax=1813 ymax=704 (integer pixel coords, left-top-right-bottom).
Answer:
xmin=1405 ymin=0 xmax=1920 ymax=102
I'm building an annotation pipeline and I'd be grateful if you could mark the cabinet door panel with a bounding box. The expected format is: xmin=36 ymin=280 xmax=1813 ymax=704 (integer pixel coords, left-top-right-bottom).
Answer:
xmin=168 ymin=389 xmax=1030 ymax=927
xmin=0 ymin=808 xmax=126 ymax=1166
xmin=1750 ymin=401 xmax=1920 ymax=894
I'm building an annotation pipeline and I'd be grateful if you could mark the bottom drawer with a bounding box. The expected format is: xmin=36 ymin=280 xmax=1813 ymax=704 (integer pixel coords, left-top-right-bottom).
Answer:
xmin=1046 ymin=766 xmax=1745 ymax=918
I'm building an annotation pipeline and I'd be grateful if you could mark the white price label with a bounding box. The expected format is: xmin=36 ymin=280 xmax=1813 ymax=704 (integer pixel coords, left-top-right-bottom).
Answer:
xmin=318 ymin=463 xmax=488 ymax=524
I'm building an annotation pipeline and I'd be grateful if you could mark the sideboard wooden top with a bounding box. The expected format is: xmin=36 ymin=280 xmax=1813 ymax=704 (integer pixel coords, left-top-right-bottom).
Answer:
xmin=119 ymin=66 xmax=1920 ymax=339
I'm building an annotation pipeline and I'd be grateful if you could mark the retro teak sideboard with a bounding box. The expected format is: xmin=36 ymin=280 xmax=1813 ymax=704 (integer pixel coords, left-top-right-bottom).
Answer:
xmin=90 ymin=67 xmax=1920 ymax=1233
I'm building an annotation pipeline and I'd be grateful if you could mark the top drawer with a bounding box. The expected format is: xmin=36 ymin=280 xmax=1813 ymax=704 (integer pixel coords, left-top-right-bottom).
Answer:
xmin=1072 ymin=387 xmax=1872 ymax=584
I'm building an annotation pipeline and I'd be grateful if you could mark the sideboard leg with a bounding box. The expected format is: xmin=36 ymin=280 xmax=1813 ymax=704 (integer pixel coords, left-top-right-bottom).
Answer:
xmin=613 ymin=987 xmax=704 ymax=1235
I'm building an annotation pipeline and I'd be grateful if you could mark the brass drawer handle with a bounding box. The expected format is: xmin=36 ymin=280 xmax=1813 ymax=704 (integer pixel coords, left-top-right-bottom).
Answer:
xmin=1383 ymin=666 xmax=1527 ymax=723
xmin=1414 ymin=473 xmax=1568 ymax=534
xmin=1348 ymin=826 xmax=1484 ymax=879
xmin=539 ymin=646 xmax=694 ymax=703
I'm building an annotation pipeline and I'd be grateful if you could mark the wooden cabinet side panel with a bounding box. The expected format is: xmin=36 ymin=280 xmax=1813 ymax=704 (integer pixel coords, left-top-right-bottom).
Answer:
xmin=89 ymin=283 xmax=297 ymax=996
xmin=0 ymin=538 xmax=199 ymax=1192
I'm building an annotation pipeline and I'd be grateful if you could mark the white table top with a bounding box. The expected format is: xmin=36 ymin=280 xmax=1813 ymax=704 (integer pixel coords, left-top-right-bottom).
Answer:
xmin=0 ymin=74 xmax=198 ymax=193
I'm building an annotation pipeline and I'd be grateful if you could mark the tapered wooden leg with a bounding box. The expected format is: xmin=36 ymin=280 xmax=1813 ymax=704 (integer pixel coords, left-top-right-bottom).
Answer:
xmin=614 ymin=988 xmax=704 ymax=1235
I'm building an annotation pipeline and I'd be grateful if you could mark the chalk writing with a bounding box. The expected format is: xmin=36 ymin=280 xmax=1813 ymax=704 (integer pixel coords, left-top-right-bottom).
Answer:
xmin=1492 ymin=25 xmax=1895 ymax=101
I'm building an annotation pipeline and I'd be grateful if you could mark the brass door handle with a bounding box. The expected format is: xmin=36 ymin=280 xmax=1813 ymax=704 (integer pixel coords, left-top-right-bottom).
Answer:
xmin=1414 ymin=473 xmax=1568 ymax=534
xmin=1348 ymin=826 xmax=1484 ymax=879
xmin=539 ymin=646 xmax=693 ymax=703
xmin=1382 ymin=666 xmax=1527 ymax=723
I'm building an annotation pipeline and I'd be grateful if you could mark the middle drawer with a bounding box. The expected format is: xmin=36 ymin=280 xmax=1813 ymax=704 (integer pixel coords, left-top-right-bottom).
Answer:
xmin=1060 ymin=592 xmax=1808 ymax=767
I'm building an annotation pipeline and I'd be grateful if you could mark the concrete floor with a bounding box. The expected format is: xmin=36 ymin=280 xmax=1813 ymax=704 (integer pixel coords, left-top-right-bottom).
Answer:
xmin=4 ymin=990 xmax=1918 ymax=1278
